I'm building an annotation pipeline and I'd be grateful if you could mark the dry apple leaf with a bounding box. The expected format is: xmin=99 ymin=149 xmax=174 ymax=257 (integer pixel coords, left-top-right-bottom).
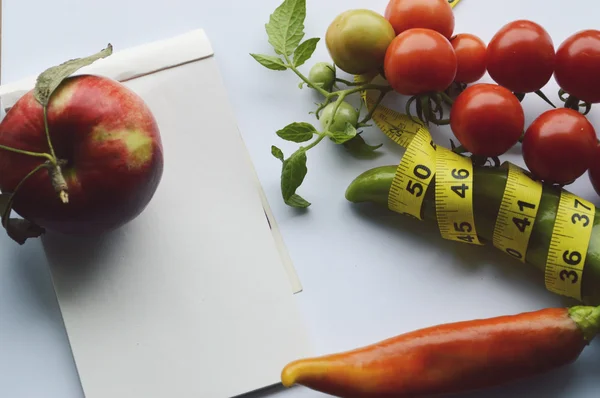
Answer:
xmin=34 ymin=44 xmax=113 ymax=106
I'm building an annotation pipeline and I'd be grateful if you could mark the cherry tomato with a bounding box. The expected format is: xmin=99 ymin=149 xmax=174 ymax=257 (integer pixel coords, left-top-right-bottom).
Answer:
xmin=554 ymin=30 xmax=600 ymax=104
xmin=486 ymin=20 xmax=555 ymax=93
xmin=309 ymin=62 xmax=336 ymax=92
xmin=326 ymin=9 xmax=396 ymax=75
xmin=384 ymin=28 xmax=457 ymax=96
xmin=588 ymin=143 xmax=600 ymax=196
xmin=451 ymin=33 xmax=487 ymax=84
xmin=320 ymin=101 xmax=359 ymax=133
xmin=522 ymin=108 xmax=597 ymax=185
xmin=385 ymin=0 xmax=454 ymax=39
xmin=450 ymin=83 xmax=524 ymax=157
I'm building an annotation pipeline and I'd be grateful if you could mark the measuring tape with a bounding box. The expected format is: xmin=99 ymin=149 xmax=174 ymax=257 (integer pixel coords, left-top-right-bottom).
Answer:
xmin=362 ymin=93 xmax=422 ymax=147
xmin=434 ymin=146 xmax=482 ymax=245
xmin=386 ymin=126 xmax=481 ymax=244
xmin=492 ymin=162 xmax=543 ymax=262
xmin=545 ymin=192 xmax=595 ymax=301
xmin=388 ymin=127 xmax=436 ymax=219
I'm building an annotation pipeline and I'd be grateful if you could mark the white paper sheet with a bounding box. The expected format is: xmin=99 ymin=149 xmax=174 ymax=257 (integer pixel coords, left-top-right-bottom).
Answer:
xmin=0 ymin=29 xmax=311 ymax=398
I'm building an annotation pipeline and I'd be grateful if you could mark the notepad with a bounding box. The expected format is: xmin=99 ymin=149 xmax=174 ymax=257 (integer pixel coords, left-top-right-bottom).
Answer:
xmin=0 ymin=29 xmax=312 ymax=398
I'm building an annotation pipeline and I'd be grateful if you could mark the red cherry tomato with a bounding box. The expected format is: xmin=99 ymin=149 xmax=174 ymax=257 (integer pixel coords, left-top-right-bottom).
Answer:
xmin=384 ymin=0 xmax=455 ymax=39
xmin=555 ymin=30 xmax=600 ymax=104
xmin=588 ymin=143 xmax=600 ymax=196
xmin=384 ymin=28 xmax=457 ymax=96
xmin=522 ymin=108 xmax=597 ymax=185
xmin=450 ymin=83 xmax=524 ymax=157
xmin=486 ymin=20 xmax=555 ymax=93
xmin=451 ymin=33 xmax=487 ymax=84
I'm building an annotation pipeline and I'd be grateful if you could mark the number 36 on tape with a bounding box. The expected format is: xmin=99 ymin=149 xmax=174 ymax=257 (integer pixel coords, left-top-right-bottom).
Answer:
xmin=545 ymin=192 xmax=596 ymax=301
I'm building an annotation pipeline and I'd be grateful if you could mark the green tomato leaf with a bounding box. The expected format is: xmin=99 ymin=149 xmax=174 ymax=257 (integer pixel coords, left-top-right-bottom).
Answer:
xmin=293 ymin=37 xmax=320 ymax=67
xmin=343 ymin=134 xmax=384 ymax=158
xmin=281 ymin=149 xmax=310 ymax=207
xmin=271 ymin=145 xmax=284 ymax=162
xmin=285 ymin=194 xmax=311 ymax=208
xmin=34 ymin=44 xmax=113 ymax=106
xmin=328 ymin=123 xmax=357 ymax=144
xmin=276 ymin=122 xmax=316 ymax=142
xmin=265 ymin=0 xmax=306 ymax=56
xmin=250 ymin=53 xmax=288 ymax=71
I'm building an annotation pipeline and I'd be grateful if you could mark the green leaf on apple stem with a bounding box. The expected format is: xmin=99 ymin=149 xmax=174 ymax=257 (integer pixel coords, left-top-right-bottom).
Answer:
xmin=293 ymin=38 xmax=319 ymax=67
xmin=265 ymin=0 xmax=306 ymax=56
xmin=34 ymin=44 xmax=114 ymax=106
xmin=276 ymin=122 xmax=316 ymax=142
xmin=0 ymin=193 xmax=44 ymax=245
xmin=281 ymin=149 xmax=310 ymax=208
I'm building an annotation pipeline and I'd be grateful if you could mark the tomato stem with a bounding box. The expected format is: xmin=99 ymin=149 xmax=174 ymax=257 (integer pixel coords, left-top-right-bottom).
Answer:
xmin=558 ymin=89 xmax=569 ymax=102
xmin=334 ymin=78 xmax=362 ymax=87
xmin=559 ymin=90 xmax=592 ymax=114
xmin=359 ymin=90 xmax=387 ymax=125
xmin=564 ymin=94 xmax=582 ymax=111
xmin=513 ymin=92 xmax=526 ymax=102
xmin=302 ymin=132 xmax=327 ymax=152
xmin=285 ymin=56 xmax=330 ymax=97
xmin=440 ymin=91 xmax=454 ymax=106
xmin=405 ymin=92 xmax=454 ymax=126
xmin=534 ymin=90 xmax=557 ymax=108
xmin=315 ymin=97 xmax=334 ymax=119
xmin=419 ymin=95 xmax=429 ymax=123
xmin=452 ymin=144 xmax=469 ymax=155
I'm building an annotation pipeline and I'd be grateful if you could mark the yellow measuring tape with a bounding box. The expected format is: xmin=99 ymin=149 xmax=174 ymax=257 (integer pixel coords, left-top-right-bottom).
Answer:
xmin=545 ymin=192 xmax=595 ymax=301
xmin=434 ymin=146 xmax=482 ymax=245
xmin=385 ymin=124 xmax=482 ymax=244
xmin=492 ymin=163 xmax=543 ymax=261
xmin=388 ymin=127 xmax=436 ymax=219
xmin=356 ymin=0 xmax=595 ymax=302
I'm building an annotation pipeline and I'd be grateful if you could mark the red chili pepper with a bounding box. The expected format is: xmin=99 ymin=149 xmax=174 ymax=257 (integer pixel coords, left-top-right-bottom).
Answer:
xmin=281 ymin=305 xmax=600 ymax=398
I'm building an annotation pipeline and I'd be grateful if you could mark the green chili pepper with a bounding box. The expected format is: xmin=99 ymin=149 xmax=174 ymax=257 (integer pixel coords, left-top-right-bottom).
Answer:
xmin=345 ymin=164 xmax=600 ymax=306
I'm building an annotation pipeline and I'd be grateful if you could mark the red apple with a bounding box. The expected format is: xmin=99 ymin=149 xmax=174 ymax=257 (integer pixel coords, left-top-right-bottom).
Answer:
xmin=0 ymin=74 xmax=164 ymax=235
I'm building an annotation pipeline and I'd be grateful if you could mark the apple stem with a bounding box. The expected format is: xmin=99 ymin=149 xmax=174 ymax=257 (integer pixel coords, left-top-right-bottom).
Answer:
xmin=48 ymin=161 xmax=69 ymax=204
xmin=42 ymin=106 xmax=58 ymax=160
xmin=0 ymin=143 xmax=54 ymax=162
xmin=1 ymin=162 xmax=49 ymax=227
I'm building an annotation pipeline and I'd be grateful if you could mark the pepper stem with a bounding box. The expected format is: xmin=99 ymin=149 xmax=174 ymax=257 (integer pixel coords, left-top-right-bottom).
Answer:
xmin=569 ymin=305 xmax=600 ymax=343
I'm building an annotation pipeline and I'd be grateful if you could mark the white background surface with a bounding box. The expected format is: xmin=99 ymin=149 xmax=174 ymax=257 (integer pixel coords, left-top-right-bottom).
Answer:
xmin=2 ymin=1 xmax=600 ymax=397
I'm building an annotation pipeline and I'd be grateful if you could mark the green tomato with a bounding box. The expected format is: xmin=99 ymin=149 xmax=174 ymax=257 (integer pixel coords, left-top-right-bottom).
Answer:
xmin=326 ymin=9 xmax=396 ymax=75
xmin=320 ymin=101 xmax=359 ymax=133
xmin=308 ymin=62 xmax=336 ymax=91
